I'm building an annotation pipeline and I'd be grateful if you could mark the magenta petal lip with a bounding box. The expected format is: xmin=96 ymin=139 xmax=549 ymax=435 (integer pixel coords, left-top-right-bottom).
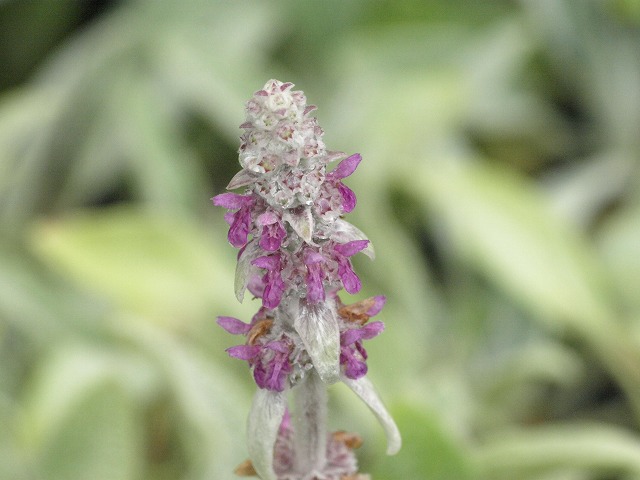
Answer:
xmin=212 ymin=192 xmax=251 ymax=209
xmin=257 ymin=211 xmax=278 ymax=226
xmin=341 ymin=322 xmax=384 ymax=346
xmin=217 ymin=316 xmax=252 ymax=335
xmin=328 ymin=153 xmax=362 ymax=179
xmin=252 ymin=254 xmax=280 ymax=270
xmin=338 ymin=183 xmax=357 ymax=213
xmin=334 ymin=240 xmax=369 ymax=257
xmin=340 ymin=266 xmax=361 ymax=294
xmin=367 ymin=296 xmax=386 ymax=316
xmin=303 ymin=248 xmax=324 ymax=265
xmin=226 ymin=344 xmax=261 ymax=360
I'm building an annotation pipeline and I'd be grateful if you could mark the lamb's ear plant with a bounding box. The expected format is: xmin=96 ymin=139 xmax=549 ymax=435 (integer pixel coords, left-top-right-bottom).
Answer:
xmin=212 ymin=80 xmax=401 ymax=480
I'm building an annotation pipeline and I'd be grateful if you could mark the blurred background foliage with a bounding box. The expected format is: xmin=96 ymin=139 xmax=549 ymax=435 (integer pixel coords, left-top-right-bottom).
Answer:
xmin=1 ymin=0 xmax=640 ymax=479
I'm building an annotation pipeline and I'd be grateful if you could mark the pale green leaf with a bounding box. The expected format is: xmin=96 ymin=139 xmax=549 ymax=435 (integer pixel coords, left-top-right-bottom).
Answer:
xmin=411 ymin=160 xmax=609 ymax=327
xmin=29 ymin=208 xmax=248 ymax=326
xmin=406 ymin=159 xmax=640 ymax=418
xmin=475 ymin=423 xmax=640 ymax=479
xmin=116 ymin=319 xmax=249 ymax=478
xmin=22 ymin=343 xmax=154 ymax=450
xmin=597 ymin=205 xmax=640 ymax=315
xmin=369 ymin=401 xmax=472 ymax=480
xmin=37 ymin=382 xmax=142 ymax=480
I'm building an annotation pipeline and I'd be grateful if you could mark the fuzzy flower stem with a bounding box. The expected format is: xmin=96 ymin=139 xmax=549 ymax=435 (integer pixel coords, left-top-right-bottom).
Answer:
xmin=292 ymin=370 xmax=328 ymax=475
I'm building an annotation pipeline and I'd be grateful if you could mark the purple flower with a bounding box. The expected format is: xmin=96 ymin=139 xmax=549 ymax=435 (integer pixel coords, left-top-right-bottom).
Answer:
xmin=252 ymin=254 xmax=286 ymax=309
xmin=253 ymin=341 xmax=293 ymax=392
xmin=340 ymin=321 xmax=384 ymax=380
xmin=333 ymin=240 xmax=369 ymax=294
xmin=326 ymin=153 xmax=361 ymax=213
xmin=227 ymin=344 xmax=262 ymax=360
xmin=217 ymin=316 xmax=252 ymax=335
xmin=212 ymin=192 xmax=255 ymax=248
xmin=217 ymin=315 xmax=295 ymax=393
xmin=334 ymin=239 xmax=370 ymax=257
xmin=303 ymin=248 xmax=326 ymax=303
xmin=334 ymin=295 xmax=386 ymax=380
xmin=257 ymin=211 xmax=287 ymax=252
xmin=367 ymin=295 xmax=386 ymax=316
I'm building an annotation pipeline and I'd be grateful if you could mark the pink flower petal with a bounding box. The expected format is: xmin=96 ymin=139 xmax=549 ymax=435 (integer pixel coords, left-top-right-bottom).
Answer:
xmin=361 ymin=321 xmax=385 ymax=339
xmin=344 ymin=357 xmax=368 ymax=380
xmin=337 ymin=258 xmax=362 ymax=294
xmin=338 ymin=183 xmax=357 ymax=213
xmin=259 ymin=222 xmax=286 ymax=252
xmin=262 ymin=272 xmax=285 ymax=309
xmin=257 ymin=211 xmax=279 ymax=226
xmin=334 ymin=240 xmax=370 ymax=257
xmin=227 ymin=344 xmax=261 ymax=360
xmin=217 ymin=316 xmax=252 ymax=335
xmin=341 ymin=322 xmax=384 ymax=346
xmin=247 ymin=274 xmax=266 ymax=298
xmin=228 ymin=207 xmax=252 ymax=248
xmin=252 ymin=254 xmax=280 ymax=271
xmin=266 ymin=341 xmax=289 ymax=354
xmin=366 ymin=296 xmax=386 ymax=316
xmin=305 ymin=263 xmax=325 ymax=303
xmin=328 ymin=153 xmax=361 ymax=179
xmin=303 ymin=248 xmax=324 ymax=265
xmin=341 ymin=329 xmax=364 ymax=347
xmin=212 ymin=192 xmax=251 ymax=209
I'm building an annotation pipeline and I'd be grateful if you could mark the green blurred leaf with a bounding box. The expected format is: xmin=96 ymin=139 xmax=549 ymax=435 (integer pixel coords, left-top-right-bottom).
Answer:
xmin=0 ymin=242 xmax=108 ymax=346
xmin=477 ymin=339 xmax=586 ymax=425
xmin=121 ymin=68 xmax=206 ymax=213
xmin=115 ymin=319 xmax=249 ymax=479
xmin=29 ymin=207 xmax=249 ymax=326
xmin=521 ymin=0 xmax=640 ymax=147
xmin=475 ymin=423 xmax=640 ymax=479
xmin=22 ymin=344 xmax=148 ymax=480
xmin=155 ymin=1 xmax=283 ymax=141
xmin=0 ymin=393 xmax=31 ymax=480
xmin=406 ymin=159 xmax=640 ymax=419
xmin=37 ymin=381 xmax=142 ymax=480
xmin=22 ymin=343 xmax=154 ymax=451
xmin=369 ymin=401 xmax=473 ymax=480
xmin=597 ymin=204 xmax=640 ymax=315
xmin=543 ymin=151 xmax=635 ymax=229
xmin=0 ymin=88 xmax=60 ymax=194
xmin=411 ymin=160 xmax=610 ymax=329
xmin=0 ymin=0 xmax=84 ymax=88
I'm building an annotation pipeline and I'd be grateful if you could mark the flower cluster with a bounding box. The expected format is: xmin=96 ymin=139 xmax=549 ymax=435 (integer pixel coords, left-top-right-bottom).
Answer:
xmin=213 ymin=80 xmax=399 ymax=480
xmin=217 ymin=294 xmax=386 ymax=392
xmin=214 ymin=80 xmax=373 ymax=311
xmin=217 ymin=308 xmax=312 ymax=393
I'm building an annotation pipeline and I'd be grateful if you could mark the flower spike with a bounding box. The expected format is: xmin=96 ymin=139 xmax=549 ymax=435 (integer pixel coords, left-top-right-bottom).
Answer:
xmin=213 ymin=80 xmax=400 ymax=478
